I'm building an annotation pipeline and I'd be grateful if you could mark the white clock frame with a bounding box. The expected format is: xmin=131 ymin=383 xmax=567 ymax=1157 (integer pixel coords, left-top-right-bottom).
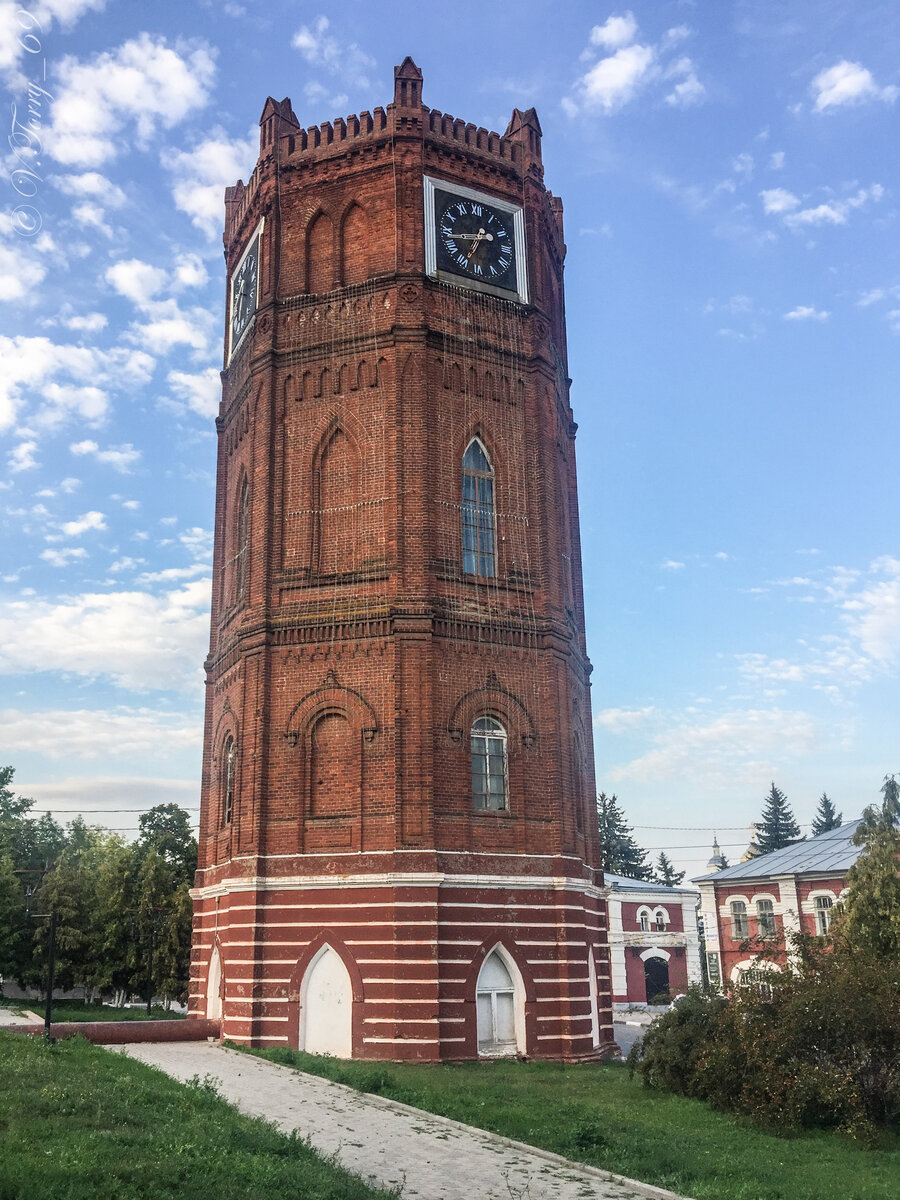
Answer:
xmin=423 ymin=176 xmax=528 ymax=304
xmin=228 ymin=217 xmax=265 ymax=364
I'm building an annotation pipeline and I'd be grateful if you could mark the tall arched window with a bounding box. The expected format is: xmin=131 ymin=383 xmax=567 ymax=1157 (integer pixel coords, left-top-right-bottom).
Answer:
xmin=815 ymin=895 xmax=833 ymax=935
xmin=236 ymin=478 xmax=249 ymax=605
xmin=471 ymin=716 xmax=507 ymax=811
xmin=476 ymin=950 xmax=521 ymax=1055
xmin=462 ymin=438 xmax=496 ymax=577
xmin=222 ymin=736 xmax=236 ymax=826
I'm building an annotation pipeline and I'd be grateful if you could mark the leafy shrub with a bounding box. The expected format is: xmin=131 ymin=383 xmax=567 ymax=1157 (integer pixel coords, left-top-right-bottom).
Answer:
xmin=630 ymin=942 xmax=900 ymax=1143
xmin=627 ymin=987 xmax=728 ymax=1099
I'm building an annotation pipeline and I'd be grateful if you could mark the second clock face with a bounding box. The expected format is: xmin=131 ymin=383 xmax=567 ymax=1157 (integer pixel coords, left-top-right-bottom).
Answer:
xmin=230 ymin=232 xmax=260 ymax=355
xmin=434 ymin=187 xmax=518 ymax=292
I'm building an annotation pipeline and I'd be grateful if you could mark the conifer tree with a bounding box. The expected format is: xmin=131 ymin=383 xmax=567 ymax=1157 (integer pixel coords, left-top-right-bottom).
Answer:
xmin=755 ymin=782 xmax=803 ymax=855
xmin=653 ymin=851 xmax=685 ymax=886
xmin=811 ymin=792 xmax=842 ymax=836
xmin=596 ymin=793 xmax=652 ymax=880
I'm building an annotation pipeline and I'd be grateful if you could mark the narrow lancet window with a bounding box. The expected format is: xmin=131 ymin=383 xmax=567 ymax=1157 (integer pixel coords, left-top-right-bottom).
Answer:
xmin=462 ymin=438 xmax=496 ymax=577
xmin=471 ymin=716 xmax=508 ymax=811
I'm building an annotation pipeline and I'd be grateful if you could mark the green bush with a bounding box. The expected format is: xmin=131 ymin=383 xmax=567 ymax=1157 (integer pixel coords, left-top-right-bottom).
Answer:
xmin=627 ymin=986 xmax=728 ymax=1099
xmin=630 ymin=942 xmax=900 ymax=1143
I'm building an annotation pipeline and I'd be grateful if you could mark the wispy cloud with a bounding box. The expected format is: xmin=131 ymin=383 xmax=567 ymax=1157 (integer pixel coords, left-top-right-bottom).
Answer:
xmin=810 ymin=60 xmax=898 ymax=113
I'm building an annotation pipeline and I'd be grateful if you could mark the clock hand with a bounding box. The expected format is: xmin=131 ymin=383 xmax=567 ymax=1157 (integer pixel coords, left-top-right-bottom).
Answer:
xmin=451 ymin=232 xmax=495 ymax=241
xmin=467 ymin=228 xmax=487 ymax=259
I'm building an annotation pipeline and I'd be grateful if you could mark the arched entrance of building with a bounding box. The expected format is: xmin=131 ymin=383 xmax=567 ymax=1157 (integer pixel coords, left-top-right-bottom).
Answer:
xmin=476 ymin=947 xmax=524 ymax=1056
xmin=300 ymin=944 xmax=353 ymax=1056
xmin=643 ymin=955 xmax=669 ymax=1003
xmin=206 ymin=945 xmax=222 ymax=1021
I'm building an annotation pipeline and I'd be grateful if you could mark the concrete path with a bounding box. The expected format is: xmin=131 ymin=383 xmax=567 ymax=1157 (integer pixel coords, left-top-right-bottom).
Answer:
xmin=0 ymin=1006 xmax=42 ymax=1026
xmin=114 ymin=1041 xmax=690 ymax=1200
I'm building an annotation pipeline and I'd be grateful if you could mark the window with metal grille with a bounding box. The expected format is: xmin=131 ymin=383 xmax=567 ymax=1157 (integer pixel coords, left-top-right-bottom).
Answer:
xmin=730 ymin=900 xmax=748 ymax=939
xmin=757 ymin=898 xmax=776 ymax=937
xmin=222 ymin=736 xmax=236 ymax=825
xmin=462 ymin=438 xmax=495 ymax=577
xmin=471 ymin=716 xmax=507 ymax=811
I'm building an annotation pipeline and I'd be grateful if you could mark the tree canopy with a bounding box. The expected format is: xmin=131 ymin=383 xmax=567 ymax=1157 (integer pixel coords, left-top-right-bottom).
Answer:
xmin=596 ymin=793 xmax=652 ymax=880
xmin=0 ymin=767 xmax=196 ymax=1005
xmin=839 ymin=774 xmax=900 ymax=960
xmin=653 ymin=852 xmax=686 ymax=886
xmin=755 ymin=783 xmax=803 ymax=855
xmin=811 ymin=792 xmax=842 ymax=837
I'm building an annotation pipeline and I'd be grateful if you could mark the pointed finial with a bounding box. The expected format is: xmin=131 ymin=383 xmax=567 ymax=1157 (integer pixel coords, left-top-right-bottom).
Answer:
xmin=394 ymin=56 xmax=423 ymax=108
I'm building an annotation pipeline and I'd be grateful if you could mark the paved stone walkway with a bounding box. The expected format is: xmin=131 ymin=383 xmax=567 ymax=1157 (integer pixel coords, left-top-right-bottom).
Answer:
xmin=114 ymin=1041 xmax=690 ymax=1200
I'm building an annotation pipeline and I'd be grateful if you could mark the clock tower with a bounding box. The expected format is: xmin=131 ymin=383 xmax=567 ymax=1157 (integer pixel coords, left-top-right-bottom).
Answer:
xmin=191 ymin=58 xmax=616 ymax=1061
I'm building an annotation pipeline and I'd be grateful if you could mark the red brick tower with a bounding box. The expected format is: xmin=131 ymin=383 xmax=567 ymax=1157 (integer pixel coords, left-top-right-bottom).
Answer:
xmin=190 ymin=59 xmax=616 ymax=1061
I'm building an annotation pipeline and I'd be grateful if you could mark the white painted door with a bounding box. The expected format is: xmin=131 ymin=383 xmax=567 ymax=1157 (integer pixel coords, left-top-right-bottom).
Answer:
xmin=301 ymin=946 xmax=352 ymax=1057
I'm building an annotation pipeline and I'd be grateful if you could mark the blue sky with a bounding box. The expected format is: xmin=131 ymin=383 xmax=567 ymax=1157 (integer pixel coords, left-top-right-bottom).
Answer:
xmin=1 ymin=1 xmax=897 ymax=875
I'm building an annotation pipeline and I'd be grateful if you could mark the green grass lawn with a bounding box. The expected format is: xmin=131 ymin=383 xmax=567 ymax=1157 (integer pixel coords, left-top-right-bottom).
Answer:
xmin=0 ymin=996 xmax=184 ymax=1022
xmin=0 ymin=1031 xmax=394 ymax=1200
xmin=241 ymin=1047 xmax=900 ymax=1200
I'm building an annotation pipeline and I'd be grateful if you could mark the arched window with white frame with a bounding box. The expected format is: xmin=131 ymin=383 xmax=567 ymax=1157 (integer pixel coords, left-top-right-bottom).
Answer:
xmin=471 ymin=716 xmax=508 ymax=811
xmin=461 ymin=437 xmax=496 ymax=577
xmin=653 ymin=907 xmax=668 ymax=932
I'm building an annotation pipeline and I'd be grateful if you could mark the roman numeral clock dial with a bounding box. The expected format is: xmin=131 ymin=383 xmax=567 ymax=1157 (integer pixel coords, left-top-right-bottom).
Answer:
xmin=424 ymin=178 xmax=527 ymax=302
xmin=229 ymin=224 xmax=262 ymax=361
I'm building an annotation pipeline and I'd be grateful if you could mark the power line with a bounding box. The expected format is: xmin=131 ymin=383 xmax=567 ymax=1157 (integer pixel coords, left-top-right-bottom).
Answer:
xmin=29 ymin=807 xmax=200 ymax=814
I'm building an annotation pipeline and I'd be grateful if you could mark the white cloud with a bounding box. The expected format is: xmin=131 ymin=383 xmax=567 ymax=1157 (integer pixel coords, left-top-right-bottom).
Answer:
xmin=566 ymin=18 xmax=703 ymax=115
xmin=0 ymin=706 xmax=201 ymax=760
xmin=588 ymin=12 xmax=639 ymax=51
xmin=105 ymin=258 xmax=167 ymax=306
xmin=760 ymin=187 xmax=799 ymax=214
xmin=0 ymin=335 xmax=154 ymax=430
xmin=45 ymin=34 xmax=217 ymax=166
xmin=593 ymin=706 xmax=657 ymax=733
xmin=167 ymin=367 xmax=220 ymax=418
xmin=161 ymin=129 xmax=257 ymax=238
xmin=811 ymin=60 xmax=898 ymax=113
xmin=843 ymin=557 xmax=900 ymax=663
xmin=69 ymin=439 xmax=141 ymax=472
xmin=607 ymin=708 xmax=819 ymax=787
xmin=61 ymin=311 xmax=108 ymax=332
xmin=577 ymin=43 xmax=657 ymax=113
xmin=291 ymin=15 xmax=375 ymax=88
xmin=784 ymin=306 xmax=830 ymax=322
xmin=174 ymin=254 xmax=209 ymax=290
xmin=661 ymin=559 xmax=685 ymax=570
xmin=8 ymin=440 xmax=38 ymax=472
xmin=0 ymin=0 xmax=106 ymax=85
xmin=664 ymin=57 xmax=705 ymax=108
xmin=126 ymin=298 xmax=215 ymax=358
xmin=25 ymin=774 xmax=199 ymax=816
xmin=0 ymin=242 xmax=48 ymax=302
xmin=761 ymin=184 xmax=884 ymax=232
xmin=0 ymin=579 xmax=210 ymax=690
xmin=40 ymin=546 xmax=87 ymax=566
xmin=51 ymin=171 xmax=126 ymax=208
xmin=769 ymin=151 xmax=785 ymax=170
xmin=59 ymin=509 xmax=106 ymax=536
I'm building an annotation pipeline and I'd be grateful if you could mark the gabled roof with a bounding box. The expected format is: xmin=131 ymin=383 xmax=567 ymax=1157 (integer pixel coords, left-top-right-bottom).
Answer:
xmin=692 ymin=818 xmax=863 ymax=883
xmin=604 ymin=871 xmax=697 ymax=895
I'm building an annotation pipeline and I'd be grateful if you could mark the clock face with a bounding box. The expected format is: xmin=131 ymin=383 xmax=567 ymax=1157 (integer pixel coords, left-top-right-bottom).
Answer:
xmin=230 ymin=233 xmax=260 ymax=354
xmin=434 ymin=187 xmax=518 ymax=292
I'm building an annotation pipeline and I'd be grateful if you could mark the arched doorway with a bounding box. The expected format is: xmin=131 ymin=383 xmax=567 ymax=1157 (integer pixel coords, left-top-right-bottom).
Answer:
xmin=205 ymin=945 xmax=222 ymax=1021
xmin=476 ymin=948 xmax=523 ymax=1056
xmin=300 ymin=945 xmax=353 ymax=1056
xmin=644 ymin=955 xmax=669 ymax=1004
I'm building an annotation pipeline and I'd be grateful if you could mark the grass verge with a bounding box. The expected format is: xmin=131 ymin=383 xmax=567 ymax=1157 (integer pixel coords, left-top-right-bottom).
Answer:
xmin=240 ymin=1046 xmax=899 ymax=1200
xmin=0 ymin=997 xmax=184 ymax=1022
xmin=0 ymin=1030 xmax=394 ymax=1200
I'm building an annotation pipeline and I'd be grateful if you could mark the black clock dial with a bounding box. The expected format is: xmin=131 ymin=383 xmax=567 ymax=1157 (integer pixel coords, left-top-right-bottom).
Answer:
xmin=231 ymin=234 xmax=259 ymax=349
xmin=435 ymin=189 xmax=517 ymax=291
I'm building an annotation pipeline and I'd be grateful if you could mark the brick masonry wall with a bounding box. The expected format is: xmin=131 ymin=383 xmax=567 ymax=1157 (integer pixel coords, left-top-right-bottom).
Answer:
xmin=191 ymin=61 xmax=614 ymax=1060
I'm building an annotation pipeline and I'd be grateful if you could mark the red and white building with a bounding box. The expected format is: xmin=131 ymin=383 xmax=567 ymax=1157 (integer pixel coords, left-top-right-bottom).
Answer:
xmin=694 ymin=819 xmax=862 ymax=987
xmin=605 ymin=874 xmax=702 ymax=1006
